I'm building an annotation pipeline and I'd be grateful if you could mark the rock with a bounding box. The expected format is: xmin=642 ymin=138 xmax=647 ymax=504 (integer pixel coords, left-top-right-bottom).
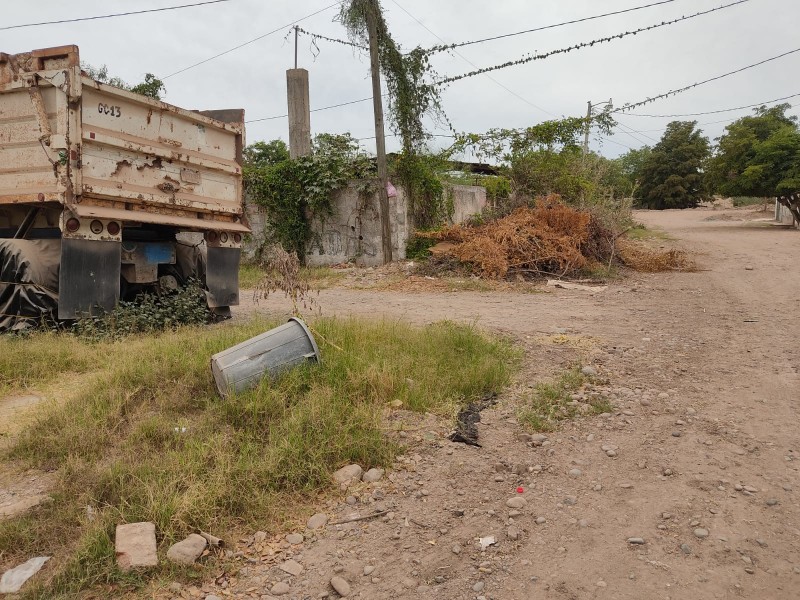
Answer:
xmin=115 ymin=522 xmax=158 ymax=571
xmin=507 ymin=526 xmax=521 ymax=541
xmin=279 ymin=559 xmax=303 ymax=577
xmin=473 ymin=581 xmax=486 ymax=592
xmin=0 ymin=557 xmax=50 ymax=593
xmin=564 ymin=496 xmax=578 ymax=506
xmin=286 ymin=533 xmax=304 ymax=545
xmin=168 ymin=582 xmax=183 ymax=593
xmin=581 ymin=366 xmax=598 ymax=377
xmin=680 ymin=544 xmax=692 ymax=554
xmin=568 ymin=469 xmax=582 ymax=477
xmin=536 ymin=516 xmax=547 ymax=525
xmin=530 ymin=434 xmax=548 ymax=443
xmin=345 ymin=495 xmax=357 ymax=505
xmin=307 ymin=513 xmax=328 ymax=530
xmin=596 ymin=581 xmax=607 ymax=588
xmin=253 ymin=531 xmax=267 ymax=544
xmin=627 ymin=537 xmax=646 ymax=545
xmin=333 ymin=464 xmax=363 ymax=486
xmin=694 ymin=528 xmax=709 ymax=539
xmin=578 ymin=519 xmax=589 ymax=528
xmin=766 ymin=498 xmax=779 ymax=506
xmin=451 ymin=544 xmax=462 ymax=555
xmin=330 ymin=575 xmax=351 ymax=596
xmin=640 ymin=398 xmax=651 ymax=407
xmin=506 ymin=497 xmax=527 ymax=509
xmin=606 ymin=450 xmax=617 ymax=458
xmin=270 ymin=581 xmax=291 ymax=595
xmin=389 ymin=399 xmax=403 ymax=408
xmin=166 ymin=534 xmax=207 ymax=565
xmin=671 ymin=431 xmax=682 ymax=437
xmin=362 ymin=468 xmax=384 ymax=483
xmin=363 ymin=565 xmax=375 ymax=576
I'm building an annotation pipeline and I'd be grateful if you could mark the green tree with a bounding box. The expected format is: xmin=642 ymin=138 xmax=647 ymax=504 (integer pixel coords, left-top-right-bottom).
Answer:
xmin=243 ymin=140 xmax=290 ymax=167
xmin=614 ymin=146 xmax=652 ymax=198
xmin=636 ymin=121 xmax=710 ymax=209
xmin=81 ymin=63 xmax=166 ymax=100
xmin=707 ymin=104 xmax=800 ymax=198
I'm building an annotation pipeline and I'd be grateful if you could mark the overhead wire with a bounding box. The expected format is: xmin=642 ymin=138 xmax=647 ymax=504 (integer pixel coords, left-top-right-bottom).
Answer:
xmin=163 ymin=3 xmax=339 ymax=79
xmin=622 ymin=92 xmax=800 ymax=117
xmin=1 ymin=0 xmax=234 ymax=31
xmin=437 ymin=0 xmax=751 ymax=85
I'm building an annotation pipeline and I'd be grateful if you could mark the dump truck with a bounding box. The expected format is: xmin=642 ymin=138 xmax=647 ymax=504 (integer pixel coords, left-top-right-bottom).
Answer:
xmin=0 ymin=45 xmax=247 ymax=331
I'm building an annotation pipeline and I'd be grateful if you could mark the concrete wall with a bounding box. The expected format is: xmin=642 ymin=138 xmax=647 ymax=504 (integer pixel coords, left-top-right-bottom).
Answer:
xmin=305 ymin=183 xmax=408 ymax=267
xmin=449 ymin=184 xmax=487 ymax=225
xmin=775 ymin=200 xmax=799 ymax=227
xmin=243 ymin=182 xmax=487 ymax=264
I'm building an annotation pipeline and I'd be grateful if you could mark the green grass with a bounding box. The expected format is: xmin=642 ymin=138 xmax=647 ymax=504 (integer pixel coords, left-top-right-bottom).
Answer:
xmin=731 ymin=196 xmax=768 ymax=207
xmin=0 ymin=317 xmax=517 ymax=598
xmin=625 ymin=224 xmax=671 ymax=241
xmin=518 ymin=367 xmax=607 ymax=432
xmin=239 ymin=263 xmax=346 ymax=290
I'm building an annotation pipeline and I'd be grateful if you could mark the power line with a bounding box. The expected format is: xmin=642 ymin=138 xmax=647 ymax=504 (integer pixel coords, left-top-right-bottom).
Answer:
xmin=615 ymin=47 xmax=800 ymax=113
xmin=246 ymin=96 xmax=378 ymax=124
xmin=428 ymin=0 xmax=681 ymax=53
xmin=163 ymin=3 xmax=338 ymax=79
xmin=0 ymin=0 xmax=234 ymax=31
xmin=388 ymin=0 xmax=557 ymax=118
xmin=622 ymin=92 xmax=800 ymax=117
xmin=437 ymin=0 xmax=750 ymax=85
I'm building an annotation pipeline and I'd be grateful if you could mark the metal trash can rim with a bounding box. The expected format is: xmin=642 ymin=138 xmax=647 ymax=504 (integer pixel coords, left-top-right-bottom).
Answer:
xmin=288 ymin=317 xmax=321 ymax=363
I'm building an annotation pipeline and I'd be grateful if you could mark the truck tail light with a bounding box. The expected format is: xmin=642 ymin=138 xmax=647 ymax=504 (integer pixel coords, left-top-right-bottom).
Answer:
xmin=207 ymin=231 xmax=219 ymax=243
xmin=233 ymin=233 xmax=242 ymax=243
xmin=90 ymin=220 xmax=104 ymax=234
xmin=107 ymin=221 xmax=121 ymax=236
xmin=220 ymin=232 xmax=229 ymax=243
xmin=66 ymin=217 xmax=80 ymax=232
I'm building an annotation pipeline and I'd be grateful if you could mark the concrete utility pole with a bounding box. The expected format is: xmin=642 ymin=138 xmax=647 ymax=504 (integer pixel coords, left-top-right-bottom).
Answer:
xmin=583 ymin=100 xmax=592 ymax=157
xmin=286 ymin=27 xmax=312 ymax=159
xmin=366 ymin=2 xmax=393 ymax=264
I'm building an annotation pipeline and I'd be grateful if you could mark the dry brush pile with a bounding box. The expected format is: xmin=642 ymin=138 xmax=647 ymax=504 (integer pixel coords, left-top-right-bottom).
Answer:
xmin=421 ymin=197 xmax=693 ymax=278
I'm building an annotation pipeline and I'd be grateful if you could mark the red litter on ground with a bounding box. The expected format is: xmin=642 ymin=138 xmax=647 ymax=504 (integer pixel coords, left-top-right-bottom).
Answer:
xmin=516 ymin=487 xmax=524 ymax=494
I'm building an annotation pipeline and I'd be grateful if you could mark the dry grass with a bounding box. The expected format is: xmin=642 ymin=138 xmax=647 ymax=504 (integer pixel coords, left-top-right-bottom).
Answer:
xmin=616 ymin=238 xmax=696 ymax=273
xmin=421 ymin=197 xmax=615 ymax=279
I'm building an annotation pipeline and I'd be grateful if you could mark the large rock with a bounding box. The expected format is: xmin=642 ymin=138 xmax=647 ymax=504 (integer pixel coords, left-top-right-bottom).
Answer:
xmin=279 ymin=559 xmax=303 ymax=576
xmin=166 ymin=534 xmax=207 ymax=565
xmin=0 ymin=557 xmax=50 ymax=593
xmin=333 ymin=464 xmax=363 ymax=486
xmin=115 ymin=522 xmax=158 ymax=571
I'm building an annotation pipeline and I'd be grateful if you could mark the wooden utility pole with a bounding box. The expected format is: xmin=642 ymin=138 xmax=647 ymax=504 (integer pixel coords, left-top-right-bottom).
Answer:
xmin=583 ymin=100 xmax=592 ymax=157
xmin=366 ymin=2 xmax=393 ymax=264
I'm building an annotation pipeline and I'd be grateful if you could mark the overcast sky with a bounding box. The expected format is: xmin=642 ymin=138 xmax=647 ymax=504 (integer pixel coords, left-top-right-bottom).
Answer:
xmin=3 ymin=0 xmax=798 ymax=159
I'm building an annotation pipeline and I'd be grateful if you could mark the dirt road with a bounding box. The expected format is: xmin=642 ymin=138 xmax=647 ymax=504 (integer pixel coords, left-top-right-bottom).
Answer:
xmin=216 ymin=207 xmax=800 ymax=600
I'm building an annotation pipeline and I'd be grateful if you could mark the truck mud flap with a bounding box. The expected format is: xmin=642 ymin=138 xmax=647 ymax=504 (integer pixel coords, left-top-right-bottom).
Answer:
xmin=206 ymin=246 xmax=240 ymax=308
xmin=58 ymin=238 xmax=121 ymax=319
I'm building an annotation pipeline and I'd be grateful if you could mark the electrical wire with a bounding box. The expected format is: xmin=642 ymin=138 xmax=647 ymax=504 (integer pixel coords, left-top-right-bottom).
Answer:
xmin=0 ymin=0 xmax=234 ymax=31
xmin=163 ymin=3 xmax=339 ymax=79
xmin=428 ymin=0 xmax=683 ymax=53
xmin=615 ymin=47 xmax=800 ymax=112
xmin=437 ymin=0 xmax=751 ymax=85
xmin=622 ymin=92 xmax=800 ymax=117
xmin=389 ymin=0 xmax=557 ymax=118
xmin=246 ymin=96 xmax=379 ymax=124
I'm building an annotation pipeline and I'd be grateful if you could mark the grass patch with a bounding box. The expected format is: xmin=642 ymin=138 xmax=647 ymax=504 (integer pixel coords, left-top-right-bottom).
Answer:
xmin=731 ymin=196 xmax=768 ymax=208
xmin=239 ymin=263 xmax=345 ymax=290
xmin=0 ymin=317 xmax=516 ymax=597
xmin=625 ymin=224 xmax=671 ymax=241
xmin=518 ymin=367 xmax=606 ymax=432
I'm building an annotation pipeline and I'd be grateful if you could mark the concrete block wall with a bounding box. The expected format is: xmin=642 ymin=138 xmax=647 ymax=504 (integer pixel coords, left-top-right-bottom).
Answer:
xmin=243 ymin=182 xmax=487 ymax=264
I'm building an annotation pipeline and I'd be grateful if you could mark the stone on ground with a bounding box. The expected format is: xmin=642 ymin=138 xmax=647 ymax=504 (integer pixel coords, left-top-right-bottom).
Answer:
xmin=362 ymin=468 xmax=385 ymax=483
xmin=0 ymin=557 xmax=50 ymax=593
xmin=285 ymin=533 xmax=304 ymax=545
xmin=506 ymin=497 xmax=526 ymax=509
xmin=166 ymin=533 xmax=207 ymax=565
xmin=115 ymin=522 xmax=158 ymax=571
xmin=330 ymin=575 xmax=351 ymax=596
xmin=333 ymin=464 xmax=363 ymax=486
xmin=307 ymin=513 xmax=328 ymax=530
xmin=279 ymin=559 xmax=303 ymax=576
xmin=270 ymin=581 xmax=291 ymax=595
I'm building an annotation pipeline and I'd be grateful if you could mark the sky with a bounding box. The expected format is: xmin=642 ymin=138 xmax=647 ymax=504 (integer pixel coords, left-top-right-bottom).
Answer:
xmin=2 ymin=0 xmax=799 ymax=159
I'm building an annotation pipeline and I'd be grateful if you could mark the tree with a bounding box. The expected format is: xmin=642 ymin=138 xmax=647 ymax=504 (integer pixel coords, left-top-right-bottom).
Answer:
xmin=636 ymin=121 xmax=710 ymax=209
xmin=81 ymin=63 xmax=166 ymax=100
xmin=615 ymin=146 xmax=652 ymax=198
xmin=243 ymin=140 xmax=290 ymax=167
xmin=707 ymin=104 xmax=800 ymax=198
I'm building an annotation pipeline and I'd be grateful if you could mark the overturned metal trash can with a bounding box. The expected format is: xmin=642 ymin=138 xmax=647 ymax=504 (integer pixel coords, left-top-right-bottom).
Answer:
xmin=211 ymin=317 xmax=321 ymax=397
